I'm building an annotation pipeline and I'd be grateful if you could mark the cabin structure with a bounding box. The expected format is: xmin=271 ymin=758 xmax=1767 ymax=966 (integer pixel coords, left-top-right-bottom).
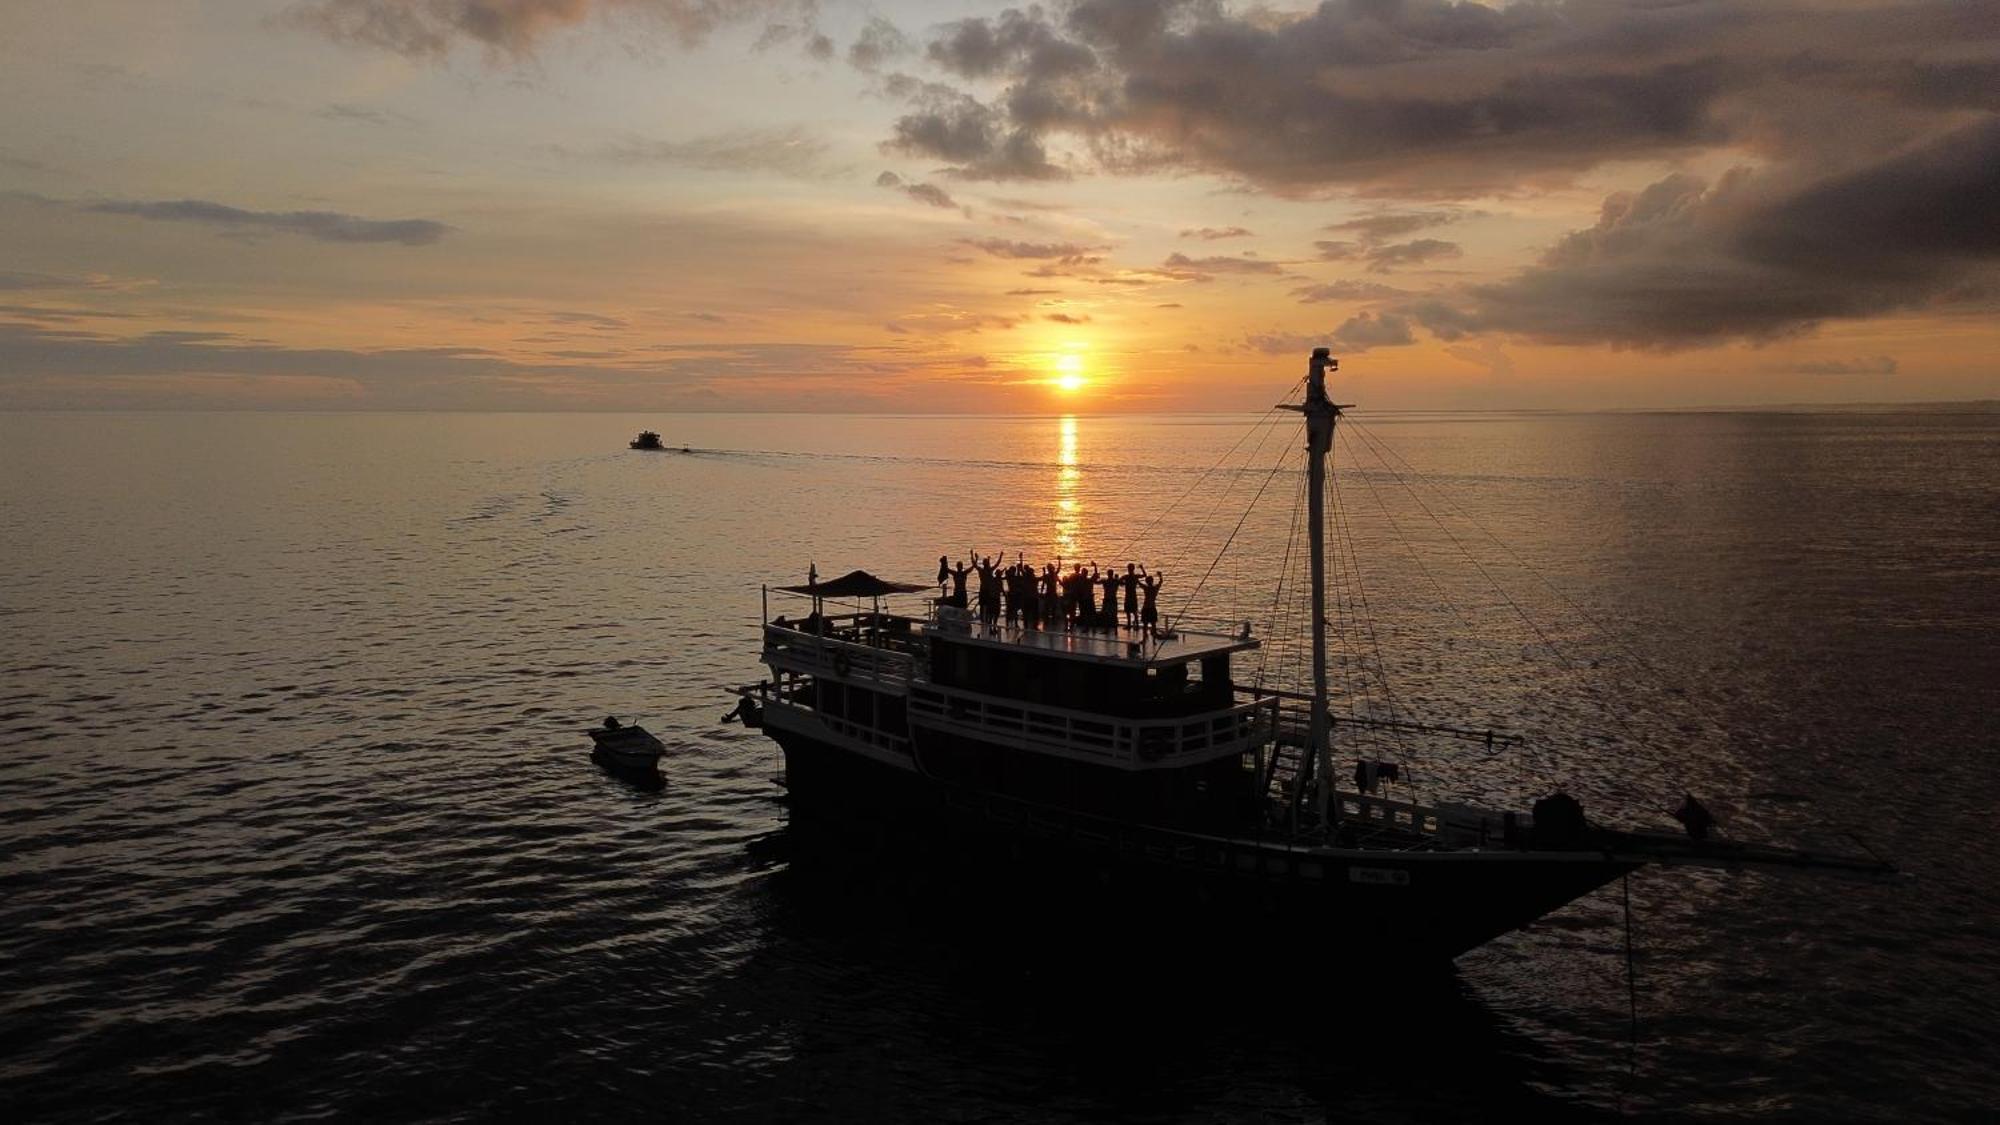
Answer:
xmin=750 ymin=580 xmax=1281 ymax=833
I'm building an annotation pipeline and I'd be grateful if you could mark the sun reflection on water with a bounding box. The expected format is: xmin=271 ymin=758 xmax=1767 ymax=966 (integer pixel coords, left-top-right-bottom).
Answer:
xmin=1054 ymin=414 xmax=1080 ymax=559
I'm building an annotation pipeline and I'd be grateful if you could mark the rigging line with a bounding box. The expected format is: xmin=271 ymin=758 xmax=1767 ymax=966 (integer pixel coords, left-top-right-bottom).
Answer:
xmin=1330 ymin=450 xmax=1432 ymax=806
xmin=1270 ymin=499 xmax=1308 ymax=695
xmin=1329 ymin=447 xmax=1396 ymax=715
xmin=1329 ymin=452 xmax=1416 ymax=752
xmin=1347 ymin=417 xmax=1658 ymax=679
xmin=1337 ymin=426 xmax=1473 ymax=631
xmin=1343 ymin=420 xmax=1581 ymax=673
xmin=1159 ymin=402 xmax=1296 ymax=580
xmin=1254 ymin=466 xmax=1309 ymax=691
xmin=1324 ymin=469 xmax=1366 ymax=738
xmin=1175 ymin=442 xmax=1301 ymax=625
xmin=1345 ymin=420 xmax=1714 ymax=787
xmin=1110 ymin=376 xmax=1304 ymax=560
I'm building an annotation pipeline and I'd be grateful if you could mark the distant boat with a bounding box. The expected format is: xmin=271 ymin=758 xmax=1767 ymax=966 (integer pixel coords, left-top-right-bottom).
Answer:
xmin=630 ymin=431 xmax=665 ymax=451
xmin=588 ymin=717 xmax=664 ymax=767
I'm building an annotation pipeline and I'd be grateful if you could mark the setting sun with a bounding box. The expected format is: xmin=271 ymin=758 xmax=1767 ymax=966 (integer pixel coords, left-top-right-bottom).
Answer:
xmin=1052 ymin=352 xmax=1087 ymax=393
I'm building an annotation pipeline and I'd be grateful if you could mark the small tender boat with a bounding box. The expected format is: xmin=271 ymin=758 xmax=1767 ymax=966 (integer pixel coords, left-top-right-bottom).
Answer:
xmin=630 ymin=431 xmax=665 ymax=451
xmin=588 ymin=716 xmax=665 ymax=767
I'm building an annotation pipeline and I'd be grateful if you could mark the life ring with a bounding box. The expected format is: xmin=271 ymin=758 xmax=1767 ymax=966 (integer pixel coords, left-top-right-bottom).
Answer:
xmin=832 ymin=650 xmax=854 ymax=678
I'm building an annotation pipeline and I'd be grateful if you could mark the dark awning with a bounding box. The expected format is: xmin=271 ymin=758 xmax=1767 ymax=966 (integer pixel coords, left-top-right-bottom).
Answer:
xmin=777 ymin=569 xmax=930 ymax=598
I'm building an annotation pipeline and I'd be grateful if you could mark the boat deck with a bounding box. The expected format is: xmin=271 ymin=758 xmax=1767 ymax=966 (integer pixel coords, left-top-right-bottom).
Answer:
xmin=931 ymin=609 xmax=1258 ymax=669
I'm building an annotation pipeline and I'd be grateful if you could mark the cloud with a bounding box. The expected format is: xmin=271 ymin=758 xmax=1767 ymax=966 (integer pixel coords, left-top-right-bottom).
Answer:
xmin=1325 ymin=210 xmax=1467 ymax=243
xmin=0 ymin=272 xmax=106 ymax=291
xmin=1044 ymin=312 xmax=1090 ymax=323
xmin=283 ymin=0 xmax=810 ymax=59
xmin=582 ymin=127 xmax=835 ymax=178
xmin=1419 ymin=119 xmax=2000 ymax=348
xmin=891 ymin=1 xmax=2000 ymax=197
xmin=546 ymin=310 xmax=626 ymax=329
xmin=874 ymin=170 xmax=960 ymax=210
xmin=1361 ymin=238 xmax=1461 ymax=272
xmin=1290 ymin=280 xmax=1410 ymax=304
xmin=318 ymin=103 xmax=419 ymax=127
xmin=1180 ymin=226 xmax=1252 ymax=240
xmin=1316 ymin=236 xmax=1458 ymax=272
xmin=1778 ymin=356 xmax=1899 ymax=375
xmin=847 ymin=16 xmax=910 ymax=72
xmin=0 ymin=320 xmax=946 ymax=409
xmin=882 ymin=77 xmax=1069 ymax=181
xmin=85 ymin=198 xmax=450 ymax=245
xmin=960 ymin=237 xmax=1103 ymax=261
xmin=1161 ymin=252 xmax=1283 ymax=278
xmin=1330 ymin=311 xmax=1416 ymax=352
xmin=0 ymin=303 xmax=142 ymax=323
xmin=1243 ymin=330 xmax=1324 ymax=356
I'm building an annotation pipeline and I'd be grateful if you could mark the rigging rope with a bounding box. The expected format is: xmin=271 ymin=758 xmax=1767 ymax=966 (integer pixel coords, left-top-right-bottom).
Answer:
xmin=1348 ymin=418 xmax=1669 ymax=680
xmin=1341 ymin=418 xmax=1720 ymax=807
xmin=1341 ymin=421 xmax=1582 ymax=674
xmin=1157 ymin=406 xmax=1295 ymax=587
xmin=1110 ymin=377 xmax=1304 ymax=561
xmin=1173 ymin=442 xmax=1301 ymax=629
xmin=1327 ymin=438 xmax=1426 ymax=804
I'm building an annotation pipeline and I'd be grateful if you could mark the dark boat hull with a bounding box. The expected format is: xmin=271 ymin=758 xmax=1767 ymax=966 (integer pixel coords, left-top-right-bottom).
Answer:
xmin=770 ymin=729 xmax=1636 ymax=961
xmin=588 ymin=726 xmax=665 ymax=766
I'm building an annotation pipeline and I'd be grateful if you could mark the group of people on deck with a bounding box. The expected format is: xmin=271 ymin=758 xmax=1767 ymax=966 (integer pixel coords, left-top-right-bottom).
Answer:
xmin=937 ymin=553 xmax=1164 ymax=633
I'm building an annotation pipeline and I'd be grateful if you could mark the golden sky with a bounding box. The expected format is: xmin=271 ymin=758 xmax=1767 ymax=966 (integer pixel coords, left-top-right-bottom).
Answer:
xmin=2 ymin=1 xmax=1996 ymax=411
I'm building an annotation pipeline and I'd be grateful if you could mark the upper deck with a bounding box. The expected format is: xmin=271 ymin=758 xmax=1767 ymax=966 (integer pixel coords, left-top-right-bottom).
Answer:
xmin=763 ymin=594 xmax=1258 ymax=674
xmin=925 ymin=604 xmax=1258 ymax=668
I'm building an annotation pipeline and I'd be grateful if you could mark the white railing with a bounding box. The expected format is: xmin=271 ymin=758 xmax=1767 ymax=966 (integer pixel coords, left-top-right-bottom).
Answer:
xmin=747 ymin=678 xmax=911 ymax=756
xmin=908 ymin=684 xmax=1277 ymax=769
xmin=762 ymin=623 xmax=917 ymax=684
xmin=1334 ymin=791 xmax=1440 ymax=836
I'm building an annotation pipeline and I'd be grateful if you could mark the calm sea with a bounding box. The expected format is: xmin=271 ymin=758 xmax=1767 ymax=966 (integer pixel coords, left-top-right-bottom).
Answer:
xmin=2 ymin=409 xmax=1996 ymax=1122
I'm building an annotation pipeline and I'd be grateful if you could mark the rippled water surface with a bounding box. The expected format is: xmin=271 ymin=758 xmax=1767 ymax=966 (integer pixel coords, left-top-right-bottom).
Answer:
xmin=3 ymin=408 xmax=1997 ymax=1122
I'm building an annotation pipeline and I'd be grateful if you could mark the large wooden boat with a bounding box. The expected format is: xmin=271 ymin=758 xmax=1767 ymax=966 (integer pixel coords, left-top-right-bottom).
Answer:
xmin=730 ymin=350 xmax=1889 ymax=960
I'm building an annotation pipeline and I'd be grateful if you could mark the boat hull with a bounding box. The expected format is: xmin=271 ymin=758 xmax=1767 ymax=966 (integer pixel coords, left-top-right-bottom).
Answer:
xmin=588 ymin=726 xmax=665 ymax=767
xmin=770 ymin=728 xmax=1636 ymax=961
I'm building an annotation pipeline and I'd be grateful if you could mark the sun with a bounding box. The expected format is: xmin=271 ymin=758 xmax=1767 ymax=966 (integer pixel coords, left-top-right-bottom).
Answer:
xmin=1052 ymin=352 xmax=1087 ymax=393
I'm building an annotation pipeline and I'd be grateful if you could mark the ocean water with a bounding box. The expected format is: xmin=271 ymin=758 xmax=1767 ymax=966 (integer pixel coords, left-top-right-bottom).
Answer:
xmin=2 ymin=408 xmax=1996 ymax=1122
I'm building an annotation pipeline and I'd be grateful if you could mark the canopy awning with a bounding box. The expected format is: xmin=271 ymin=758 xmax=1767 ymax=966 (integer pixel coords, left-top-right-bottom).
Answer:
xmin=777 ymin=569 xmax=930 ymax=598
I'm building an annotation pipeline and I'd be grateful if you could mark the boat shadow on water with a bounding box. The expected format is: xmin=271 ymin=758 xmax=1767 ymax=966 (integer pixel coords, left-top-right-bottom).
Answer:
xmin=719 ymin=813 xmax=1603 ymax=1124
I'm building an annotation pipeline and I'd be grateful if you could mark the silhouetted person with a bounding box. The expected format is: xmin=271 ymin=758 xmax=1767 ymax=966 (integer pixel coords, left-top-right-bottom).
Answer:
xmin=975 ymin=554 xmax=1002 ymax=627
xmin=603 ymin=715 xmax=622 ymax=730
xmin=1140 ymin=567 xmax=1164 ymax=629
xmin=1123 ymin=564 xmax=1140 ymax=627
xmin=937 ymin=554 xmax=950 ymax=596
xmin=950 ymin=560 xmax=971 ymax=608
xmin=1100 ymin=570 xmax=1120 ymax=630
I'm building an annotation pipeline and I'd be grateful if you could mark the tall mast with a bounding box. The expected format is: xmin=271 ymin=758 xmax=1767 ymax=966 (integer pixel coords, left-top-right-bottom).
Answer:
xmin=1285 ymin=348 xmax=1345 ymax=826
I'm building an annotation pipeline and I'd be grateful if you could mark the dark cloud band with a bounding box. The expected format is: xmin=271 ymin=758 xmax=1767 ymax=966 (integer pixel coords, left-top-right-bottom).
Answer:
xmin=87 ymin=199 xmax=450 ymax=245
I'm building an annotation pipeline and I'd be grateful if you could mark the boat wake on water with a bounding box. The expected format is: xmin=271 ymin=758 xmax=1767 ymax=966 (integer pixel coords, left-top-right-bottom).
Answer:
xmin=707 ymin=350 xmax=1894 ymax=966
